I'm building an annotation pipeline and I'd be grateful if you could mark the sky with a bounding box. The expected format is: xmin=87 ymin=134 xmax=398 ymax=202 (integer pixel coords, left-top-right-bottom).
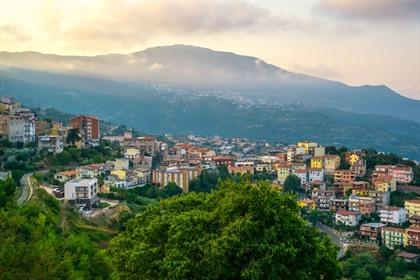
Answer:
xmin=0 ymin=0 xmax=419 ymax=100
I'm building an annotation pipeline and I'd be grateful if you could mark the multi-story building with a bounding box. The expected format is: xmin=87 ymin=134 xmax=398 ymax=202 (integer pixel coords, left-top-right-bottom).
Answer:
xmin=7 ymin=108 xmax=36 ymax=144
xmin=64 ymin=178 xmax=98 ymax=209
xmin=350 ymin=159 xmax=367 ymax=177
xmin=70 ymin=115 xmax=100 ymax=143
xmin=334 ymin=170 xmax=356 ymax=184
xmin=374 ymin=176 xmax=397 ymax=192
xmin=228 ymin=165 xmax=254 ymax=175
xmin=348 ymin=195 xmax=375 ymax=215
xmin=0 ymin=96 xmax=20 ymax=113
xmin=124 ymin=147 xmax=141 ymax=164
xmin=313 ymin=189 xmax=335 ymax=210
xmin=373 ymin=165 xmax=413 ymax=183
xmin=0 ymin=114 xmax=8 ymax=138
xmin=381 ymin=227 xmax=407 ymax=249
xmin=379 ymin=206 xmax=407 ymax=225
xmin=335 ymin=210 xmax=361 ymax=226
xmin=277 ymin=164 xmax=291 ymax=184
xmin=137 ymin=136 xmax=161 ymax=156
xmin=297 ymin=141 xmax=319 ymax=154
xmin=405 ymin=200 xmax=420 ymax=219
xmin=212 ymin=156 xmax=235 ymax=167
xmin=324 ymin=155 xmax=341 ymax=175
xmin=359 ymin=223 xmax=385 ymax=240
xmin=329 ymin=198 xmax=347 ymax=213
xmin=292 ymin=169 xmax=307 ymax=186
xmin=367 ymin=190 xmax=390 ymax=211
xmin=406 ymin=226 xmax=420 ymax=248
xmin=152 ymin=166 xmax=201 ymax=192
xmin=310 ymin=156 xmax=324 ymax=169
xmin=38 ymin=135 xmax=64 ymax=154
xmin=308 ymin=168 xmax=324 ymax=183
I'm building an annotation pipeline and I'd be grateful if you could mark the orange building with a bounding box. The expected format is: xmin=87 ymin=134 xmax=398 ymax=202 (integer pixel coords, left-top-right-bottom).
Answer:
xmin=70 ymin=115 xmax=100 ymax=141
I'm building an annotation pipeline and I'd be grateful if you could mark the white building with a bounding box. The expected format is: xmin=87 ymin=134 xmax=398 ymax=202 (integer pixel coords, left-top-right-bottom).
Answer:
xmin=7 ymin=108 xmax=36 ymax=144
xmin=380 ymin=206 xmax=407 ymax=225
xmin=335 ymin=210 xmax=361 ymax=226
xmin=308 ymin=168 xmax=324 ymax=183
xmin=64 ymin=178 xmax=98 ymax=209
xmin=292 ymin=169 xmax=307 ymax=185
xmin=38 ymin=135 xmax=64 ymax=154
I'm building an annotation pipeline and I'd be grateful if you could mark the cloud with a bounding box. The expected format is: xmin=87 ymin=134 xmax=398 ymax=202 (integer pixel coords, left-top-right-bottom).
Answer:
xmin=0 ymin=0 xmax=324 ymax=53
xmin=0 ymin=25 xmax=30 ymax=42
xmin=315 ymin=0 xmax=420 ymax=22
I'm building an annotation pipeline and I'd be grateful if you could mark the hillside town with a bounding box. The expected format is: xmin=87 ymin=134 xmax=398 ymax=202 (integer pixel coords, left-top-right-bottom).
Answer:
xmin=1 ymin=96 xmax=420 ymax=260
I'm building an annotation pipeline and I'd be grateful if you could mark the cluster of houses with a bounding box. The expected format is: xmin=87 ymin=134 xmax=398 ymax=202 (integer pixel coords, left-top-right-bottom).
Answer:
xmin=0 ymin=96 xmax=101 ymax=151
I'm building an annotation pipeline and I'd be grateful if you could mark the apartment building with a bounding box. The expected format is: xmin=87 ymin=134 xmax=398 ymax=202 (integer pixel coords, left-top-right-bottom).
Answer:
xmin=381 ymin=227 xmax=407 ymax=249
xmin=324 ymin=155 xmax=341 ymax=175
xmin=310 ymin=156 xmax=324 ymax=169
xmin=308 ymin=168 xmax=324 ymax=183
xmin=374 ymin=176 xmax=397 ymax=192
xmin=359 ymin=223 xmax=385 ymax=240
xmin=379 ymin=206 xmax=407 ymax=225
xmin=329 ymin=198 xmax=347 ymax=213
xmin=405 ymin=200 xmax=420 ymax=218
xmin=313 ymin=189 xmax=335 ymax=211
xmin=292 ymin=169 xmax=308 ymax=186
xmin=152 ymin=166 xmax=201 ymax=192
xmin=335 ymin=210 xmax=361 ymax=226
xmin=334 ymin=170 xmax=356 ymax=183
xmin=38 ymin=135 xmax=64 ymax=154
xmin=277 ymin=164 xmax=291 ymax=184
xmin=406 ymin=227 xmax=420 ymax=248
xmin=7 ymin=108 xmax=36 ymax=144
xmin=373 ymin=165 xmax=413 ymax=183
xmin=348 ymin=195 xmax=375 ymax=215
xmin=368 ymin=190 xmax=390 ymax=211
xmin=64 ymin=178 xmax=98 ymax=209
xmin=70 ymin=115 xmax=100 ymax=143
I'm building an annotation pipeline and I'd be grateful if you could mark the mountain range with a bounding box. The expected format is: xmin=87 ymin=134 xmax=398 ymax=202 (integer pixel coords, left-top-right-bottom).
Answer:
xmin=1 ymin=45 xmax=420 ymax=158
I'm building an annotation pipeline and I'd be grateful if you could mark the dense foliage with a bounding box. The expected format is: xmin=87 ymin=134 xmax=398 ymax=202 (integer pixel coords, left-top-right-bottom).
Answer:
xmin=0 ymin=181 xmax=112 ymax=279
xmin=283 ymin=174 xmax=303 ymax=193
xmin=108 ymin=180 xmax=341 ymax=279
xmin=341 ymin=250 xmax=420 ymax=280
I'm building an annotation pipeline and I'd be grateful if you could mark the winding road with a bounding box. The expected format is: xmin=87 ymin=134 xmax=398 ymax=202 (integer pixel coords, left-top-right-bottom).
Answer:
xmin=17 ymin=173 xmax=34 ymax=206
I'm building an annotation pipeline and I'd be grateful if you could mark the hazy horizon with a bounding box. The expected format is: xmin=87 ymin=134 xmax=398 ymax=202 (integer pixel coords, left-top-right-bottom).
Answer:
xmin=0 ymin=0 xmax=419 ymax=100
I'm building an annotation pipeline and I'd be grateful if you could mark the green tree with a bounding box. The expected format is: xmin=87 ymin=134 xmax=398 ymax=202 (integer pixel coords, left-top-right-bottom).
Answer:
xmin=66 ymin=128 xmax=82 ymax=146
xmin=283 ymin=174 xmax=302 ymax=193
xmin=162 ymin=182 xmax=183 ymax=198
xmin=0 ymin=177 xmax=16 ymax=208
xmin=108 ymin=180 xmax=341 ymax=279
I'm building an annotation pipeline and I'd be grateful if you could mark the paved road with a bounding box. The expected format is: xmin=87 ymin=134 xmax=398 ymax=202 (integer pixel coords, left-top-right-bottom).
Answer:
xmin=17 ymin=173 xmax=33 ymax=206
xmin=315 ymin=222 xmax=346 ymax=258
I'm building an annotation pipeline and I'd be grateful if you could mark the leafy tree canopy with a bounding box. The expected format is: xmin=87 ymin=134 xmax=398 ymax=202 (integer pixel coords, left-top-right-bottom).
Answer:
xmin=283 ymin=174 xmax=303 ymax=193
xmin=108 ymin=180 xmax=341 ymax=279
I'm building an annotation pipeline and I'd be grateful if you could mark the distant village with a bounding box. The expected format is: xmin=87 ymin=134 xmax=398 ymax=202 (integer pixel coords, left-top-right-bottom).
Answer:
xmin=1 ymin=96 xmax=419 ymax=258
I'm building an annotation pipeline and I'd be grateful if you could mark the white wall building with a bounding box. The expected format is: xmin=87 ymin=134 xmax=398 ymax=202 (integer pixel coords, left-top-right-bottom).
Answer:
xmin=38 ymin=135 xmax=64 ymax=154
xmin=380 ymin=206 xmax=407 ymax=225
xmin=308 ymin=168 xmax=324 ymax=182
xmin=64 ymin=178 xmax=98 ymax=209
xmin=335 ymin=210 xmax=361 ymax=226
xmin=7 ymin=108 xmax=36 ymax=144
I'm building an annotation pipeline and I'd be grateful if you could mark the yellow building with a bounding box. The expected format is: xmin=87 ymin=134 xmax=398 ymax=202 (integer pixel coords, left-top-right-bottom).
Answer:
xmin=375 ymin=176 xmax=396 ymax=192
xmin=277 ymin=165 xmax=291 ymax=184
xmin=297 ymin=141 xmax=319 ymax=154
xmin=310 ymin=156 xmax=324 ymax=169
xmin=405 ymin=200 xmax=420 ymax=218
xmin=114 ymin=158 xmax=130 ymax=170
xmin=324 ymin=155 xmax=340 ymax=172
xmin=111 ymin=169 xmax=127 ymax=180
